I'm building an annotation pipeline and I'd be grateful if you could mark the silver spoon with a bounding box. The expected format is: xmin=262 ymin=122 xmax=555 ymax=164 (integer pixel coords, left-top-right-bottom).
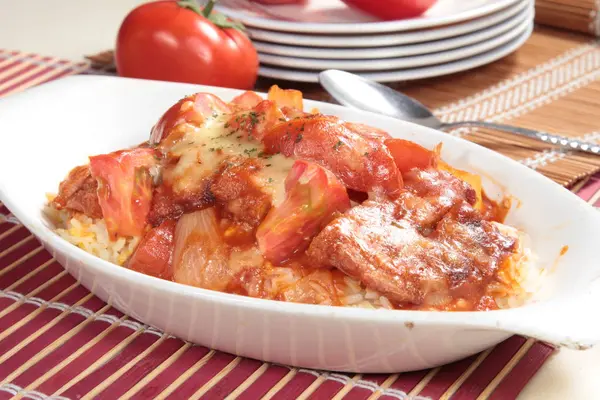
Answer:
xmin=319 ymin=69 xmax=600 ymax=156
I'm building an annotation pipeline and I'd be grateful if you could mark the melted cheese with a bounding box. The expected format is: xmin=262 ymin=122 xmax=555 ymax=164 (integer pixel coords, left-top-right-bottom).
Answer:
xmin=166 ymin=114 xmax=294 ymax=207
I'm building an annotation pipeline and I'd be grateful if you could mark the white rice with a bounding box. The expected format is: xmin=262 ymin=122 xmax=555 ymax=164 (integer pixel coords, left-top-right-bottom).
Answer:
xmin=44 ymin=205 xmax=140 ymax=266
xmin=45 ymin=205 xmax=539 ymax=311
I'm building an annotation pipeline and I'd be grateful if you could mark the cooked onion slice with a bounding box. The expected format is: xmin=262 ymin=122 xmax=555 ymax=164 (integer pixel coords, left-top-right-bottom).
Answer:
xmin=172 ymin=208 xmax=231 ymax=290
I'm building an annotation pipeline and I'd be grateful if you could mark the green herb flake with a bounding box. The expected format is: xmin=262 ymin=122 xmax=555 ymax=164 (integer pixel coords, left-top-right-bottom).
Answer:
xmin=333 ymin=140 xmax=344 ymax=150
xmin=295 ymin=133 xmax=303 ymax=143
xmin=268 ymin=177 xmax=274 ymax=183
xmin=249 ymin=112 xmax=259 ymax=126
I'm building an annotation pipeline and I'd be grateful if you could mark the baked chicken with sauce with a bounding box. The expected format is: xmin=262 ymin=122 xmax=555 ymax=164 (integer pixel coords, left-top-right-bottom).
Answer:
xmin=49 ymin=86 xmax=532 ymax=312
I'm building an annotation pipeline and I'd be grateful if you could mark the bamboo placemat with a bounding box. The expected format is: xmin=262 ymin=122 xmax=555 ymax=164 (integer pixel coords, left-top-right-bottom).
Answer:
xmin=2 ymin=25 xmax=600 ymax=398
xmin=535 ymin=0 xmax=600 ymax=36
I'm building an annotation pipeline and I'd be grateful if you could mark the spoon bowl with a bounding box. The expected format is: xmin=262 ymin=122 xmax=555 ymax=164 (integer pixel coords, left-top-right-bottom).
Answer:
xmin=319 ymin=69 xmax=441 ymax=128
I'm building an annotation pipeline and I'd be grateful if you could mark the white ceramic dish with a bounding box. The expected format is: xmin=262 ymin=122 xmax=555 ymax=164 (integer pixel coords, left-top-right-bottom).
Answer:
xmin=1 ymin=75 xmax=599 ymax=373
xmin=258 ymin=17 xmax=530 ymax=71
xmin=245 ymin=0 xmax=528 ymax=48
xmin=216 ymin=0 xmax=520 ymax=34
xmin=253 ymin=4 xmax=530 ymax=60
xmin=259 ymin=23 xmax=533 ymax=83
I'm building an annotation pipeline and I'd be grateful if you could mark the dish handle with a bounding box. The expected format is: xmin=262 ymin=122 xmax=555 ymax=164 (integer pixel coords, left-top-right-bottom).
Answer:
xmin=496 ymin=280 xmax=600 ymax=350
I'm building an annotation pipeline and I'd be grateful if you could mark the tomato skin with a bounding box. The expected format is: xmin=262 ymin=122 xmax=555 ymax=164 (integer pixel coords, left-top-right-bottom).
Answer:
xmin=115 ymin=1 xmax=259 ymax=90
xmin=89 ymin=148 xmax=158 ymax=239
xmin=150 ymin=93 xmax=231 ymax=145
xmin=342 ymin=0 xmax=437 ymax=20
xmin=226 ymin=100 xmax=285 ymax=141
xmin=126 ymin=220 xmax=176 ymax=279
xmin=345 ymin=122 xmax=391 ymax=142
xmin=256 ymin=160 xmax=350 ymax=264
xmin=230 ymin=91 xmax=264 ymax=111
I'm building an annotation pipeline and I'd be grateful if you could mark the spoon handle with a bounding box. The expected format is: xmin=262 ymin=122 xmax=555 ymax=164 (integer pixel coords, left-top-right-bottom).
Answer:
xmin=441 ymin=121 xmax=600 ymax=156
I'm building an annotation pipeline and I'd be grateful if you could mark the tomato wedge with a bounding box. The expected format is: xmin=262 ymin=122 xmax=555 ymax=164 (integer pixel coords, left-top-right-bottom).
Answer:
xmin=256 ymin=160 xmax=350 ymax=264
xmin=89 ymin=148 xmax=158 ymax=239
xmin=229 ymin=91 xmax=264 ymax=111
xmin=385 ymin=138 xmax=438 ymax=173
xmin=226 ymin=100 xmax=286 ymax=141
xmin=262 ymin=116 xmax=403 ymax=197
xmin=150 ymin=92 xmax=231 ymax=145
xmin=126 ymin=220 xmax=176 ymax=279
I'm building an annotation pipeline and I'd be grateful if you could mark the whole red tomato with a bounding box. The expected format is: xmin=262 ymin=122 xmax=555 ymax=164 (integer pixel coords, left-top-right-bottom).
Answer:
xmin=115 ymin=0 xmax=259 ymax=90
xmin=342 ymin=0 xmax=437 ymax=20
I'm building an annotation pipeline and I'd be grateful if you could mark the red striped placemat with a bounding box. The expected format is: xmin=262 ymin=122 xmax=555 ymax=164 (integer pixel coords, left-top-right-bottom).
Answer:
xmin=0 ymin=49 xmax=89 ymax=97
xmin=0 ymin=48 xmax=590 ymax=399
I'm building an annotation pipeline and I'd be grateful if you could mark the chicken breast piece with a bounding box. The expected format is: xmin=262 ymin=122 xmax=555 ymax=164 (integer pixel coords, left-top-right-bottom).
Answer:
xmin=308 ymin=170 xmax=518 ymax=310
xmin=52 ymin=165 xmax=102 ymax=218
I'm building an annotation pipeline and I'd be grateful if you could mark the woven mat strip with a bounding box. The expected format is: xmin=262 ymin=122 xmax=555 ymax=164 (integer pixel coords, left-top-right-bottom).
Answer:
xmin=0 ymin=42 xmax=597 ymax=398
xmin=0 ymin=50 xmax=89 ymax=97
xmin=535 ymin=0 xmax=599 ymax=36
xmin=399 ymin=28 xmax=600 ymax=187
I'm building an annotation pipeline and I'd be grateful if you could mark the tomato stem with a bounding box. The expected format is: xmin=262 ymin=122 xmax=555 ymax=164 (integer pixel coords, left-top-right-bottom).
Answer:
xmin=177 ymin=0 xmax=246 ymax=31
xmin=201 ymin=0 xmax=216 ymax=18
xmin=177 ymin=0 xmax=203 ymax=15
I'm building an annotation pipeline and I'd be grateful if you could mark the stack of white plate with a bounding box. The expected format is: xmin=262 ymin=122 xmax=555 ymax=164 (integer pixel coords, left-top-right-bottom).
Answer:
xmin=216 ymin=0 xmax=534 ymax=82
